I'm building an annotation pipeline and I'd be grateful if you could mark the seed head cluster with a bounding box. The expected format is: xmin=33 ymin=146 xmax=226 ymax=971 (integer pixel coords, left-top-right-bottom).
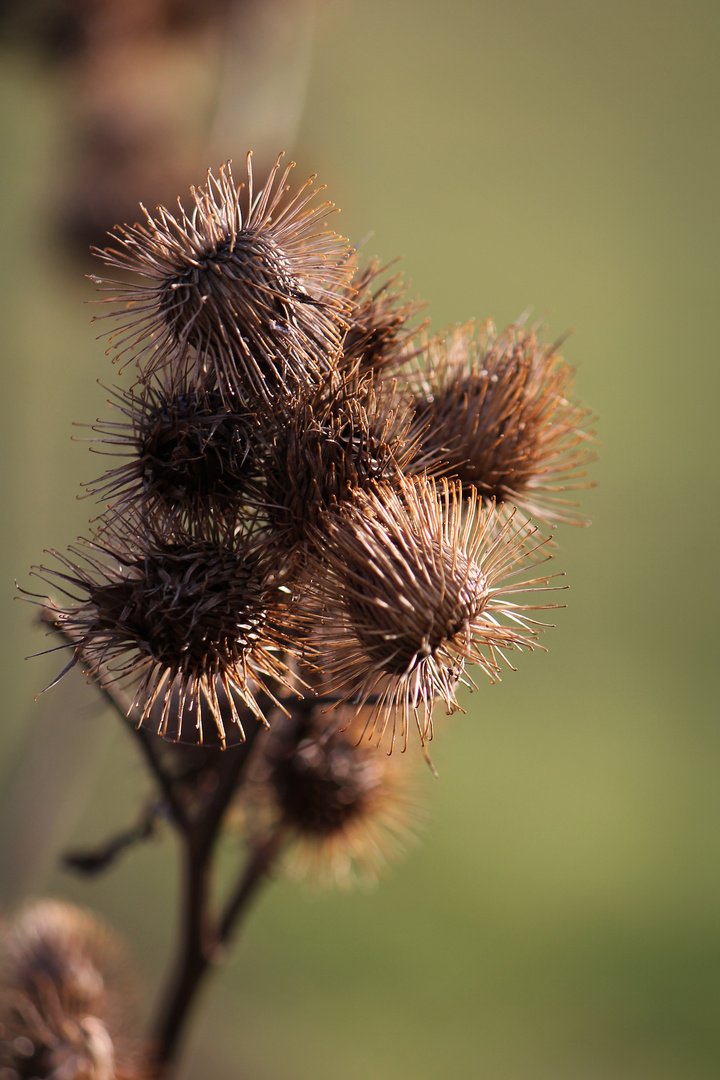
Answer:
xmin=31 ymin=153 xmax=594 ymax=756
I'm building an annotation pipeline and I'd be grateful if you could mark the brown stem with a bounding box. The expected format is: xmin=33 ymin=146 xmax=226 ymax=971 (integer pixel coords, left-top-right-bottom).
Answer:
xmin=151 ymin=828 xmax=285 ymax=1075
xmin=149 ymin=723 xmax=275 ymax=1076
xmin=151 ymin=831 xmax=212 ymax=1077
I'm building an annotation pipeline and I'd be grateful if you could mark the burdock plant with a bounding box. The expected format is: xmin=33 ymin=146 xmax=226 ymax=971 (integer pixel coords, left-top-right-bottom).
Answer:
xmin=16 ymin=152 xmax=596 ymax=1078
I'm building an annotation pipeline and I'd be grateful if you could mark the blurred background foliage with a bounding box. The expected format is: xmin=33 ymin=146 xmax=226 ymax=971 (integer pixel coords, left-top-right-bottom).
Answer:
xmin=1 ymin=0 xmax=719 ymax=1077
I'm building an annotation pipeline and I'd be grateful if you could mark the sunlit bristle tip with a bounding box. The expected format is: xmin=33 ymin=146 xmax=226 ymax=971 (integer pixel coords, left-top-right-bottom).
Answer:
xmin=91 ymin=154 xmax=355 ymax=402
xmin=31 ymin=522 xmax=303 ymax=746
xmin=0 ymin=899 xmax=147 ymax=1080
xmin=304 ymin=475 xmax=562 ymax=750
xmin=409 ymin=320 xmax=597 ymax=526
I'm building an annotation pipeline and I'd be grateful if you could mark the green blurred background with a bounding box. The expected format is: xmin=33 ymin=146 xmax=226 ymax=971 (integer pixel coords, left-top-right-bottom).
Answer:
xmin=1 ymin=1 xmax=719 ymax=1077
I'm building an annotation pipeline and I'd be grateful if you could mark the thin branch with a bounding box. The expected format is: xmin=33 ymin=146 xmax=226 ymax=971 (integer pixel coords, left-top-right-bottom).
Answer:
xmin=63 ymin=801 xmax=159 ymax=875
xmin=150 ymin=720 xmax=268 ymax=1074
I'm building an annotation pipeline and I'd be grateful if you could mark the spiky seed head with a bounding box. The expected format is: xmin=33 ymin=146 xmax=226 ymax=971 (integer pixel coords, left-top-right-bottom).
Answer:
xmin=338 ymin=258 xmax=427 ymax=380
xmin=0 ymin=900 xmax=147 ymax=1080
xmin=85 ymin=381 xmax=258 ymax=529
xmin=250 ymin=705 xmax=419 ymax=889
xmin=32 ymin=522 xmax=301 ymax=746
xmin=304 ymin=475 xmax=561 ymax=750
xmin=409 ymin=321 xmax=596 ymax=526
xmin=262 ymin=373 xmax=422 ymax=555
xmin=91 ymin=153 xmax=355 ymax=402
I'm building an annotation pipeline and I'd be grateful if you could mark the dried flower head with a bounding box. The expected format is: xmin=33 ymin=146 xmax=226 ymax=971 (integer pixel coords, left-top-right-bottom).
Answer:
xmin=250 ymin=705 xmax=419 ymax=888
xmin=91 ymin=153 xmax=354 ymax=402
xmin=305 ymin=476 xmax=561 ymax=750
xmin=339 ymin=258 xmax=426 ymax=379
xmin=84 ymin=380 xmax=258 ymax=528
xmin=31 ymin=521 xmax=300 ymax=745
xmin=409 ymin=321 xmax=596 ymax=526
xmin=0 ymin=899 xmax=146 ymax=1080
xmin=262 ymin=373 xmax=423 ymax=554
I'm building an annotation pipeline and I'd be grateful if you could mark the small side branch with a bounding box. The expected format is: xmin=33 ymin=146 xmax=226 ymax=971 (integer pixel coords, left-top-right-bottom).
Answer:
xmin=63 ymin=800 xmax=159 ymax=875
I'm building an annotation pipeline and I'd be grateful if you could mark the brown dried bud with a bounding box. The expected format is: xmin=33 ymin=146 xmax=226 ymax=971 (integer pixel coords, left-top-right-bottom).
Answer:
xmin=262 ymin=373 xmax=422 ymax=554
xmin=249 ymin=705 xmax=420 ymax=889
xmin=339 ymin=259 xmax=426 ymax=379
xmin=409 ymin=321 xmax=596 ymax=526
xmin=31 ymin=520 xmax=302 ymax=745
xmin=0 ymin=900 xmax=147 ymax=1080
xmin=305 ymin=475 xmax=562 ymax=750
xmin=91 ymin=153 xmax=354 ymax=402
xmin=84 ymin=380 xmax=258 ymax=529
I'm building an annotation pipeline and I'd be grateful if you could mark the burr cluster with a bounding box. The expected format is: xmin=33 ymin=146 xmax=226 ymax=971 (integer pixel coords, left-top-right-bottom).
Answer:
xmin=30 ymin=152 xmax=595 ymax=756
